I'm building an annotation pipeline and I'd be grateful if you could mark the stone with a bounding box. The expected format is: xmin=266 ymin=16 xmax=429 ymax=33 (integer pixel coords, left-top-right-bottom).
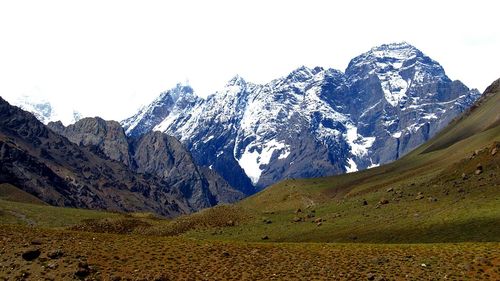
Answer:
xmin=74 ymin=262 xmax=91 ymax=278
xmin=415 ymin=193 xmax=424 ymax=200
xmin=30 ymin=239 xmax=42 ymax=245
xmin=292 ymin=216 xmax=302 ymax=223
xmin=492 ymin=147 xmax=497 ymax=156
xmin=386 ymin=187 xmax=394 ymax=192
xmin=47 ymin=249 xmax=64 ymax=259
xmin=362 ymin=199 xmax=368 ymax=206
xmin=378 ymin=199 xmax=389 ymax=205
xmin=22 ymin=249 xmax=41 ymax=261
xmin=261 ymin=235 xmax=269 ymax=240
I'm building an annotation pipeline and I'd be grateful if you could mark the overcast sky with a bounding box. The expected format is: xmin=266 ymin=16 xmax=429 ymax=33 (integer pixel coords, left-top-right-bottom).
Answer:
xmin=0 ymin=0 xmax=498 ymax=122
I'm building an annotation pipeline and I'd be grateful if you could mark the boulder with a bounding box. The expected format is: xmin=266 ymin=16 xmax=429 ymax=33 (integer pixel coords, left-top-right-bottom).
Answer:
xmin=22 ymin=249 xmax=41 ymax=261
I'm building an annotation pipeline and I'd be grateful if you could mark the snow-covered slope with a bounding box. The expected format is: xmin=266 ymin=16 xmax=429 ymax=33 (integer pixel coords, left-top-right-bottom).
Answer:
xmin=122 ymin=42 xmax=480 ymax=192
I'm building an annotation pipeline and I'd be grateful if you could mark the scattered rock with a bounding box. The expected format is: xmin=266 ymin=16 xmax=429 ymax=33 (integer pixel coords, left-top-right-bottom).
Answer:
xmin=491 ymin=147 xmax=497 ymax=156
xmin=47 ymin=249 xmax=64 ymax=259
xmin=22 ymin=249 xmax=41 ymax=261
xmin=316 ymin=222 xmax=322 ymax=227
xmin=262 ymin=219 xmax=272 ymax=224
xmin=371 ymin=257 xmax=389 ymax=265
xmin=261 ymin=235 xmax=269 ymax=240
xmin=386 ymin=187 xmax=394 ymax=192
xmin=415 ymin=192 xmax=424 ymax=200
xmin=461 ymin=173 xmax=468 ymax=180
xmin=306 ymin=213 xmax=315 ymax=218
xmin=367 ymin=273 xmax=376 ymax=280
xmin=421 ymin=263 xmax=428 ymax=267
xmin=295 ymin=208 xmax=302 ymax=214
xmin=474 ymin=256 xmax=492 ymax=266
xmin=292 ymin=217 xmax=302 ymax=223
xmin=457 ymin=187 xmax=465 ymax=193
xmin=75 ymin=262 xmax=91 ymax=278
xmin=47 ymin=263 xmax=58 ymax=270
xmin=222 ymin=251 xmax=230 ymax=257
xmin=362 ymin=199 xmax=368 ymax=206
xmin=475 ymin=163 xmax=483 ymax=174
xmin=314 ymin=218 xmax=323 ymax=223
xmin=152 ymin=274 xmax=169 ymax=281
xmin=226 ymin=220 xmax=235 ymax=227
xmin=378 ymin=199 xmax=389 ymax=205
xmin=427 ymin=197 xmax=438 ymax=202
xmin=30 ymin=239 xmax=42 ymax=245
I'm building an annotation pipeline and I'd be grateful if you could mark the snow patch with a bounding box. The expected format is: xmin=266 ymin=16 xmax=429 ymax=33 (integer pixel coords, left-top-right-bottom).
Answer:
xmin=422 ymin=113 xmax=437 ymax=120
xmin=345 ymin=124 xmax=376 ymax=157
xmin=237 ymin=140 xmax=290 ymax=185
xmin=203 ymin=135 xmax=215 ymax=143
xmin=392 ymin=131 xmax=402 ymax=138
xmin=345 ymin=158 xmax=358 ymax=173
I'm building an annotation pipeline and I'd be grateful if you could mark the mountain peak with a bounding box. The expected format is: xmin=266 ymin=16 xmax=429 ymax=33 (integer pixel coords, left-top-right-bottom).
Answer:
xmin=226 ymin=74 xmax=247 ymax=87
xmin=286 ymin=65 xmax=317 ymax=82
xmin=365 ymin=41 xmax=419 ymax=61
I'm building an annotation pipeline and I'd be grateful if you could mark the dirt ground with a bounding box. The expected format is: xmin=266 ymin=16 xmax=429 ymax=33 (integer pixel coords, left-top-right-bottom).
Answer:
xmin=1 ymin=225 xmax=498 ymax=280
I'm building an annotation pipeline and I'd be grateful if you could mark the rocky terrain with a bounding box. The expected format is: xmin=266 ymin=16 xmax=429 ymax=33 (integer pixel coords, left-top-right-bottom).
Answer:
xmin=1 ymin=225 xmax=497 ymax=280
xmin=122 ymin=42 xmax=480 ymax=192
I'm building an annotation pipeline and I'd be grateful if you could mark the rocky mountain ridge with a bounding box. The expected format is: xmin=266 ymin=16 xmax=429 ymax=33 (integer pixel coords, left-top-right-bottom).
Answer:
xmin=0 ymin=97 xmax=242 ymax=216
xmin=122 ymin=42 xmax=480 ymax=191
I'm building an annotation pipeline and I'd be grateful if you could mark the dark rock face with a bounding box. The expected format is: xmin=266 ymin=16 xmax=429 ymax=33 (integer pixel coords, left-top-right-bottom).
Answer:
xmin=122 ymin=43 xmax=480 ymax=191
xmin=49 ymin=117 xmax=243 ymax=208
xmin=0 ymin=97 xmax=242 ymax=216
xmin=48 ymin=118 xmax=131 ymax=166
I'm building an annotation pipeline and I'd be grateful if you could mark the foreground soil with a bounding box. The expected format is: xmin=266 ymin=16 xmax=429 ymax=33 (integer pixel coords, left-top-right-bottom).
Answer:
xmin=1 ymin=225 xmax=498 ymax=280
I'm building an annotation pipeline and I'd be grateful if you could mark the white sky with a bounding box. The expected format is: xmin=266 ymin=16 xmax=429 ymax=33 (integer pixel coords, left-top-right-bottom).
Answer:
xmin=0 ymin=0 xmax=499 ymax=122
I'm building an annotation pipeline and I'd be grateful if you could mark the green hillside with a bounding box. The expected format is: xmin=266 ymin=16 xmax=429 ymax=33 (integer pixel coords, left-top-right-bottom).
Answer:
xmin=175 ymin=79 xmax=500 ymax=243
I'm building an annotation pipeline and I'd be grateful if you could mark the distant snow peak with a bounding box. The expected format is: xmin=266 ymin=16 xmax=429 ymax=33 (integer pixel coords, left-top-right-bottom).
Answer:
xmin=12 ymin=95 xmax=81 ymax=125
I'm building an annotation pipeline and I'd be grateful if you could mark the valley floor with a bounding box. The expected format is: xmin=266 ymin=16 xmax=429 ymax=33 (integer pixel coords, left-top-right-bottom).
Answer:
xmin=0 ymin=225 xmax=498 ymax=280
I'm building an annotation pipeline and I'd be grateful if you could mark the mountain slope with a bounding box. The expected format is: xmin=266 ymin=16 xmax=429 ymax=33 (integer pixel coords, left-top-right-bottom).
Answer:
xmin=48 ymin=117 xmax=243 ymax=207
xmin=122 ymin=42 xmax=480 ymax=191
xmin=0 ymin=97 xmax=241 ymax=216
xmin=167 ymin=77 xmax=500 ymax=243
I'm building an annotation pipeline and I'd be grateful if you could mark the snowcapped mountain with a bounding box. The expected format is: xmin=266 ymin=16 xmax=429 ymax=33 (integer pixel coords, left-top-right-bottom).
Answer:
xmin=122 ymin=42 xmax=480 ymax=193
xmin=9 ymin=95 xmax=82 ymax=125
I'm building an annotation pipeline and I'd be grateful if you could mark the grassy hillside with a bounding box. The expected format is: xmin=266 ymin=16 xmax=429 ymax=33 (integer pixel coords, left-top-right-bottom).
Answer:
xmin=171 ymin=79 xmax=500 ymax=243
xmin=0 ymin=183 xmax=48 ymax=205
xmin=0 ymin=198 xmax=122 ymax=228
